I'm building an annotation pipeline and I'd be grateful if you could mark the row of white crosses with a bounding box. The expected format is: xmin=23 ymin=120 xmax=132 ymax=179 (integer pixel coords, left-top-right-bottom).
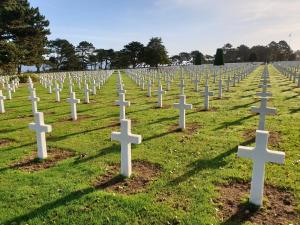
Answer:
xmin=238 ymin=65 xmax=285 ymax=207
xmin=26 ymin=71 xmax=113 ymax=160
xmin=273 ymin=62 xmax=300 ymax=87
xmin=39 ymin=70 xmax=114 ymax=104
xmin=112 ymin=71 xmax=142 ymax=177
xmin=27 ymin=78 xmax=52 ymax=159
xmin=0 ymin=76 xmax=21 ymax=113
xmin=126 ymin=63 xmax=258 ymax=111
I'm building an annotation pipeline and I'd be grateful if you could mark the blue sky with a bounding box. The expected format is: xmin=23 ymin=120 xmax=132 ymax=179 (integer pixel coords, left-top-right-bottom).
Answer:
xmin=29 ymin=0 xmax=300 ymax=55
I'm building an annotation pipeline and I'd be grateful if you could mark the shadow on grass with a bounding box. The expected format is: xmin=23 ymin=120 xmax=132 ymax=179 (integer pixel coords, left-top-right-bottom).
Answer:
xmin=290 ymin=108 xmax=300 ymax=114
xmin=0 ymin=126 xmax=27 ymax=133
xmin=214 ymin=114 xmax=256 ymax=130
xmin=285 ymin=93 xmax=300 ymax=100
xmin=3 ymin=187 xmax=95 ymax=225
xmin=48 ymin=123 xmax=119 ymax=142
xmin=230 ymin=100 xmax=260 ymax=110
xmin=73 ymin=144 xmax=119 ymax=165
xmin=143 ymin=127 xmax=180 ymax=142
xmin=0 ymin=142 xmax=35 ymax=153
xmin=169 ymin=137 xmax=255 ymax=186
xmin=148 ymin=115 xmax=178 ymax=125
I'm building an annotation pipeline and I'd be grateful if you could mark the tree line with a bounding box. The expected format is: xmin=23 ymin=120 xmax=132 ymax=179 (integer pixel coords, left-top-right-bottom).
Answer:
xmin=1 ymin=0 xmax=299 ymax=75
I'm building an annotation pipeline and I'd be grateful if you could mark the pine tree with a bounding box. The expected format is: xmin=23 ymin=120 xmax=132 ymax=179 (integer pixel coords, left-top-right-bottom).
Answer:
xmin=214 ymin=48 xmax=224 ymax=66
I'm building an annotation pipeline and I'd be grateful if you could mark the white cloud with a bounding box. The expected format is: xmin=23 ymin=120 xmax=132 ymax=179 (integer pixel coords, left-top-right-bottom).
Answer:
xmin=154 ymin=0 xmax=300 ymax=54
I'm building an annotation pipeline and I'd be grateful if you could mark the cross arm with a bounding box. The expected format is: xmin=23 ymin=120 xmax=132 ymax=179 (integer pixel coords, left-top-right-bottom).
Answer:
xmin=128 ymin=134 xmax=142 ymax=144
xmin=111 ymin=132 xmax=121 ymax=141
xmin=237 ymin=146 xmax=254 ymax=159
xmin=184 ymin=104 xmax=193 ymax=110
xmin=266 ymin=149 xmax=285 ymax=164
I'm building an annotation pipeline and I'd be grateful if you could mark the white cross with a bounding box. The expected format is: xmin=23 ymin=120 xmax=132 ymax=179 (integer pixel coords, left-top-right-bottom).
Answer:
xmin=84 ymin=83 xmax=91 ymax=103
xmin=251 ymin=97 xmax=276 ymax=130
xmin=48 ymin=80 xmax=52 ymax=94
xmin=28 ymin=88 xmax=40 ymax=114
xmin=115 ymin=93 xmax=130 ymax=120
xmin=6 ymin=84 xmax=13 ymax=100
xmin=29 ymin=112 xmax=52 ymax=159
xmin=69 ymin=79 xmax=74 ymax=93
xmin=193 ymin=76 xmax=200 ymax=92
xmin=92 ymin=79 xmax=97 ymax=95
xmin=11 ymin=80 xmax=16 ymax=92
xmin=0 ymin=90 xmax=7 ymax=113
xmin=157 ymin=85 xmax=166 ymax=108
xmin=54 ymin=83 xmax=62 ymax=102
xmin=238 ymin=130 xmax=285 ymax=206
xmin=147 ymin=80 xmax=152 ymax=97
xmin=202 ymin=82 xmax=214 ymax=110
xmin=67 ymin=92 xmax=80 ymax=120
xmin=111 ymin=119 xmax=142 ymax=177
xmin=218 ymin=78 xmax=222 ymax=99
xmin=178 ymin=79 xmax=185 ymax=95
xmin=166 ymin=77 xmax=171 ymax=91
xmin=258 ymin=84 xmax=271 ymax=93
xmin=28 ymin=80 xmax=35 ymax=94
xmin=117 ymin=83 xmax=126 ymax=95
xmin=174 ymin=95 xmax=193 ymax=129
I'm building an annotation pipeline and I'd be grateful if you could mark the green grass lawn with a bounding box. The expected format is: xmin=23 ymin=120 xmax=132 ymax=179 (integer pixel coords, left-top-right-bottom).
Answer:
xmin=0 ymin=65 xmax=299 ymax=224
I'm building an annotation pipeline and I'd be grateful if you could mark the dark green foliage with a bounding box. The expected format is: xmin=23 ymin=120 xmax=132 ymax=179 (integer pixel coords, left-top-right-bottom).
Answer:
xmin=214 ymin=48 xmax=224 ymax=65
xmin=0 ymin=0 xmax=50 ymax=74
xmin=123 ymin=41 xmax=144 ymax=68
xmin=191 ymin=50 xmax=204 ymax=65
xmin=143 ymin=37 xmax=169 ymax=67
xmin=76 ymin=41 xmax=95 ymax=70
xmin=249 ymin=52 xmax=257 ymax=62
xmin=47 ymin=39 xmax=81 ymax=71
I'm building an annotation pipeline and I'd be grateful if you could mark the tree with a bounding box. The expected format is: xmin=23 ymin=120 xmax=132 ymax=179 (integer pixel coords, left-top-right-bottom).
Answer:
xmin=237 ymin=45 xmax=250 ymax=62
xmin=47 ymin=39 xmax=80 ymax=71
xmin=178 ymin=52 xmax=191 ymax=63
xmin=88 ymin=53 xmax=98 ymax=70
xmin=94 ymin=49 xmax=106 ymax=69
xmin=249 ymin=52 xmax=257 ymax=62
xmin=123 ymin=41 xmax=144 ymax=68
xmin=222 ymin=43 xmax=237 ymax=63
xmin=76 ymin=41 xmax=95 ymax=70
xmin=190 ymin=50 xmax=204 ymax=65
xmin=170 ymin=55 xmax=181 ymax=65
xmin=103 ymin=49 xmax=114 ymax=69
xmin=110 ymin=50 xmax=130 ymax=69
xmin=250 ymin=45 xmax=269 ymax=62
xmin=0 ymin=0 xmax=50 ymax=74
xmin=214 ymin=48 xmax=224 ymax=65
xmin=143 ymin=37 xmax=169 ymax=67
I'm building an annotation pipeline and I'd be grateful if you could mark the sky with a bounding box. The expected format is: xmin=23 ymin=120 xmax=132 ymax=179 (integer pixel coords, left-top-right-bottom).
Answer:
xmin=29 ymin=0 xmax=300 ymax=56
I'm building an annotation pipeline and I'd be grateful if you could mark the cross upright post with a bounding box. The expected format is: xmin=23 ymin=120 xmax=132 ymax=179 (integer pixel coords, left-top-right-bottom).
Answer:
xmin=111 ymin=119 xmax=142 ymax=177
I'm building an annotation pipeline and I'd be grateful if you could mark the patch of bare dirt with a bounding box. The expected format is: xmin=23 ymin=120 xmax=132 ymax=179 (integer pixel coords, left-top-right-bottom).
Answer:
xmin=168 ymin=122 xmax=202 ymax=136
xmin=94 ymin=160 xmax=162 ymax=194
xmin=242 ymin=129 xmax=281 ymax=147
xmin=0 ymin=138 xmax=15 ymax=147
xmin=215 ymin=180 xmax=299 ymax=225
xmin=11 ymin=147 xmax=75 ymax=172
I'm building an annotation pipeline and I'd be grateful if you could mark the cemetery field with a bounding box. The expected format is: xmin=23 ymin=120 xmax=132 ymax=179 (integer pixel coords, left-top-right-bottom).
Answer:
xmin=0 ymin=65 xmax=300 ymax=224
